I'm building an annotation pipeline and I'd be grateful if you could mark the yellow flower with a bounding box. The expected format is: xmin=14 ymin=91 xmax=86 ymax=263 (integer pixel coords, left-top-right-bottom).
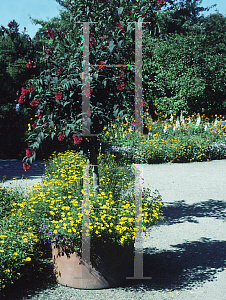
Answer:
xmin=5 ymin=269 xmax=10 ymax=273
xmin=14 ymin=252 xmax=18 ymax=256
xmin=25 ymin=257 xmax=31 ymax=262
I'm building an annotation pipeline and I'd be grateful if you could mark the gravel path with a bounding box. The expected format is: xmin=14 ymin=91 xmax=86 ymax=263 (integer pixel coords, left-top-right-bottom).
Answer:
xmin=1 ymin=159 xmax=226 ymax=300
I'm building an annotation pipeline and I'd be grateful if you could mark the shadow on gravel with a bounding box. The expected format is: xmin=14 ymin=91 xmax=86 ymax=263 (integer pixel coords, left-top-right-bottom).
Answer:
xmin=2 ymin=239 xmax=226 ymax=298
xmin=162 ymin=199 xmax=226 ymax=224
xmin=123 ymin=238 xmax=226 ymax=292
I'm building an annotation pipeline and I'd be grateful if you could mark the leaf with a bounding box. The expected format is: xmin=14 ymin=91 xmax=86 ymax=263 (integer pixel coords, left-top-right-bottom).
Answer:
xmin=127 ymin=23 xmax=134 ymax=34
xmin=40 ymin=132 xmax=44 ymax=140
xmin=118 ymin=7 xmax=124 ymax=16
xmin=108 ymin=40 xmax=115 ymax=54
xmin=118 ymin=40 xmax=123 ymax=48
xmin=102 ymin=79 xmax=107 ymax=88
xmin=65 ymin=129 xmax=70 ymax=137
xmin=45 ymin=75 xmax=51 ymax=84
xmin=51 ymin=132 xmax=55 ymax=140
xmin=63 ymin=101 xmax=70 ymax=107
xmin=52 ymin=76 xmax=58 ymax=86
xmin=33 ymin=142 xmax=39 ymax=149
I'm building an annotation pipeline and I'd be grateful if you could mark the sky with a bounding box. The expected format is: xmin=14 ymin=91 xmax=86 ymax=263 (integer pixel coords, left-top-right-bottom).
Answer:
xmin=0 ymin=0 xmax=226 ymax=39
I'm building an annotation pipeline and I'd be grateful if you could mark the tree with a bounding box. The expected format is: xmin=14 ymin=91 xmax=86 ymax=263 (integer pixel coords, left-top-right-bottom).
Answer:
xmin=155 ymin=0 xmax=216 ymax=37
xmin=141 ymin=12 xmax=226 ymax=116
xmin=20 ymin=0 xmax=166 ymax=195
xmin=0 ymin=20 xmax=39 ymax=104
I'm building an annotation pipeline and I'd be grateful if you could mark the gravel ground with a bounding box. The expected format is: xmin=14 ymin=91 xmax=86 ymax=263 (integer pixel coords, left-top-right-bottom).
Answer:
xmin=1 ymin=159 xmax=226 ymax=300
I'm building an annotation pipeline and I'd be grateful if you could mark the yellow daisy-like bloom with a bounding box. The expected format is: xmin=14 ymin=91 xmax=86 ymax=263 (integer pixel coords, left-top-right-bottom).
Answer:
xmin=25 ymin=257 xmax=31 ymax=262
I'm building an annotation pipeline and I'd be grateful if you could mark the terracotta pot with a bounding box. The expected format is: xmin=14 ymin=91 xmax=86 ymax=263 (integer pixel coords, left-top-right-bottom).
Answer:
xmin=51 ymin=240 xmax=134 ymax=289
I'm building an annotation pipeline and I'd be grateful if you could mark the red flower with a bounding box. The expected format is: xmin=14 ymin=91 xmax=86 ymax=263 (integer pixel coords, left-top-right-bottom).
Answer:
xmin=18 ymin=96 xmax=25 ymax=104
xmin=8 ymin=22 xmax=13 ymax=27
xmin=57 ymin=69 xmax=63 ymax=75
xmin=58 ymin=133 xmax=66 ymax=141
xmin=27 ymin=86 xmax=35 ymax=93
xmin=72 ymin=135 xmax=83 ymax=145
xmin=30 ymin=99 xmax=39 ymax=108
xmin=46 ymin=48 xmax=51 ymax=54
xmin=26 ymin=60 xmax=33 ymax=68
xmin=26 ymin=60 xmax=36 ymax=68
xmin=21 ymin=87 xmax=27 ymax=96
xmin=118 ymin=23 xmax=125 ymax=33
xmin=32 ymin=123 xmax=36 ymax=128
xmin=156 ymin=0 xmax=166 ymax=8
xmin=23 ymin=162 xmax=31 ymax=172
xmin=90 ymin=36 xmax=95 ymax=42
xmin=55 ymin=92 xmax=62 ymax=100
xmin=87 ymin=109 xmax=92 ymax=115
xmin=26 ymin=148 xmax=35 ymax=158
xmin=117 ymin=82 xmax=125 ymax=91
xmin=37 ymin=113 xmax=42 ymax=119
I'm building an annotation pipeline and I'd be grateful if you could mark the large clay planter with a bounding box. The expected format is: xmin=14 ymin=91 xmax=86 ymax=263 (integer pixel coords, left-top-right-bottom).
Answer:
xmin=51 ymin=240 xmax=134 ymax=289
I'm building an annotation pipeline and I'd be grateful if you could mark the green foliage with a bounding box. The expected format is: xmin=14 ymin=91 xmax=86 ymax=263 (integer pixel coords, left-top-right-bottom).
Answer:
xmin=0 ymin=188 xmax=16 ymax=218
xmin=156 ymin=0 xmax=216 ymax=36
xmin=0 ymin=20 xmax=39 ymax=104
xmin=142 ymin=14 xmax=226 ymax=116
xmin=19 ymin=0 xmax=160 ymax=167
xmin=6 ymin=58 xmax=29 ymax=90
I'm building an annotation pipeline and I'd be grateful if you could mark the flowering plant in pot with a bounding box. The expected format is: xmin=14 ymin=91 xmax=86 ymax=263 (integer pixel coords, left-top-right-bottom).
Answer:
xmin=21 ymin=150 xmax=163 ymax=288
